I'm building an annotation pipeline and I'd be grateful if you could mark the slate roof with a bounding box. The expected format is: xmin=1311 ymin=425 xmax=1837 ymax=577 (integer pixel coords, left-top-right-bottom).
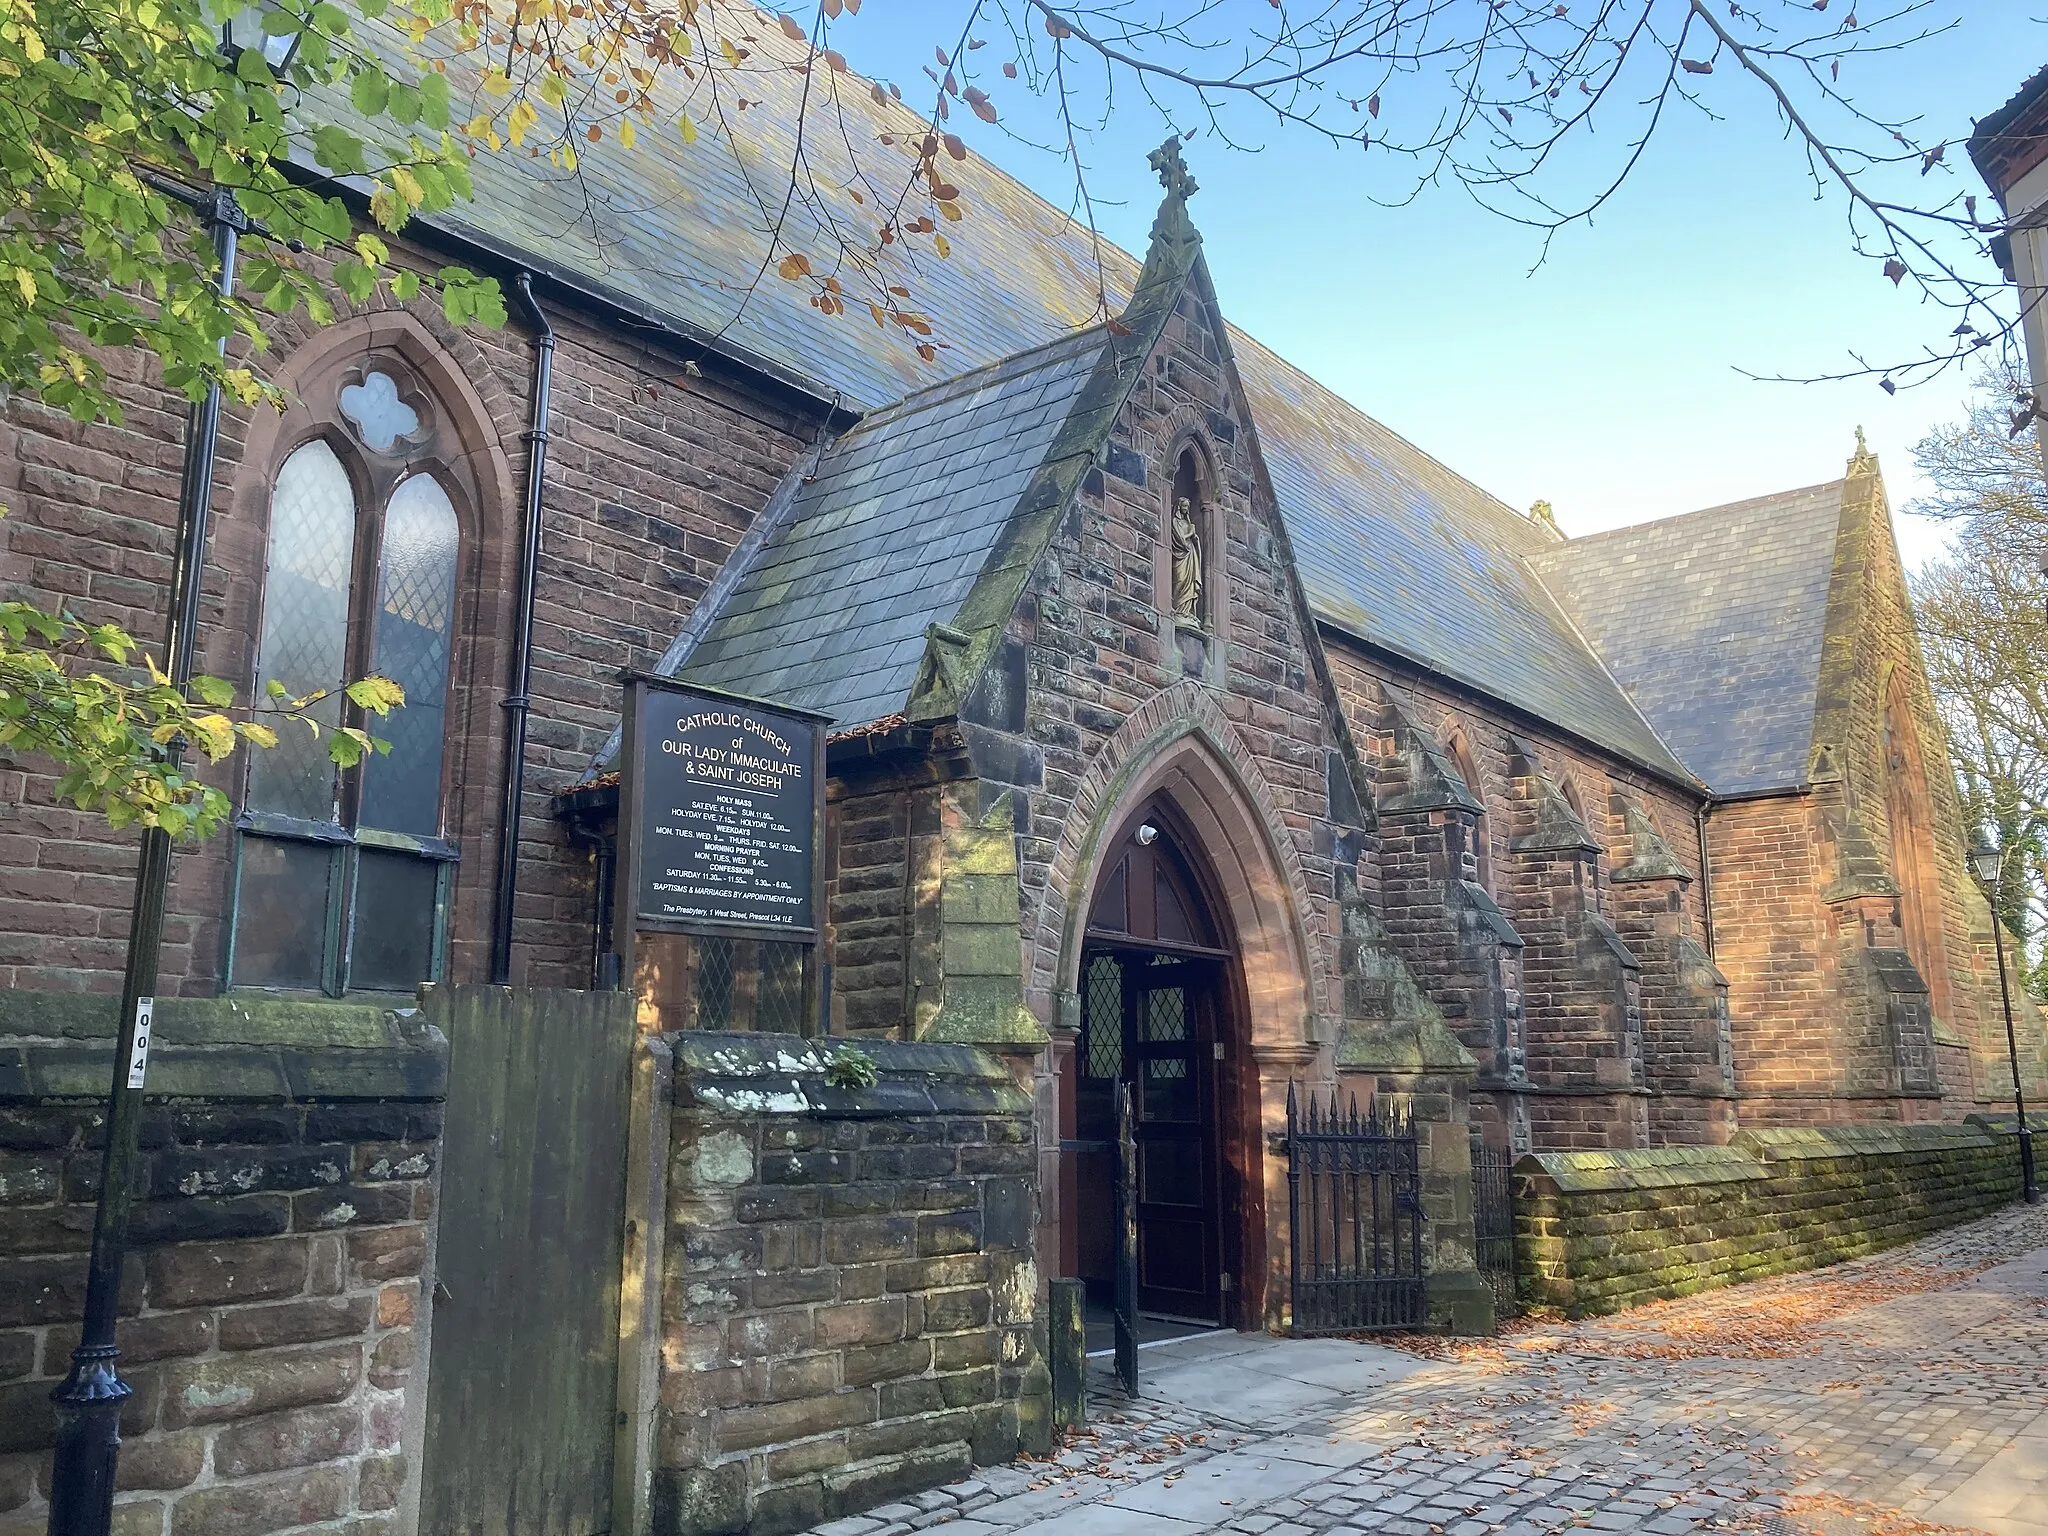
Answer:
xmin=1527 ymin=484 xmax=1848 ymax=795
xmin=674 ymin=329 xmax=1112 ymax=725
xmin=375 ymin=23 xmax=1706 ymax=781
xmin=1234 ymin=335 xmax=1694 ymax=782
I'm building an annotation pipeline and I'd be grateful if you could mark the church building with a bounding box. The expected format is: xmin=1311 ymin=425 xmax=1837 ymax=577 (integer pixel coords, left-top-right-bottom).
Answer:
xmin=2 ymin=19 xmax=2041 ymax=1385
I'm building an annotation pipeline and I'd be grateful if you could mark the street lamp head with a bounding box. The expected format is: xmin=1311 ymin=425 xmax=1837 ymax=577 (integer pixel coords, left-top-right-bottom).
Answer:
xmin=1970 ymin=837 xmax=2005 ymax=887
xmin=222 ymin=4 xmax=303 ymax=71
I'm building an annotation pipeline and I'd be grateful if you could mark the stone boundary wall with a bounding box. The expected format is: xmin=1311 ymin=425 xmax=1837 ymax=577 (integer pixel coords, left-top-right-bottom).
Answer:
xmin=0 ymin=994 xmax=445 ymax=1536
xmin=658 ymin=1034 xmax=1048 ymax=1536
xmin=1514 ymin=1116 xmax=2044 ymax=1317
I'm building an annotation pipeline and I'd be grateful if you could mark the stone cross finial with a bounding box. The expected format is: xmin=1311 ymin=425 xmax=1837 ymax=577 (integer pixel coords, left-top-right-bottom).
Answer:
xmin=1528 ymin=499 xmax=1560 ymax=536
xmin=1848 ymin=424 xmax=1878 ymax=475
xmin=1148 ymin=136 xmax=1199 ymax=203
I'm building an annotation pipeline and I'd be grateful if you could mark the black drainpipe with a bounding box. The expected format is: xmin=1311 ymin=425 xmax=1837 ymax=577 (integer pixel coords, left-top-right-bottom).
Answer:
xmin=491 ymin=271 xmax=555 ymax=985
xmin=1695 ymin=800 xmax=1717 ymax=961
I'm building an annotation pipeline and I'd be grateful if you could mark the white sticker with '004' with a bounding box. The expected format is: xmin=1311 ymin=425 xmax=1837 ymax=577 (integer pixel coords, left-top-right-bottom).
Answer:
xmin=126 ymin=997 xmax=154 ymax=1089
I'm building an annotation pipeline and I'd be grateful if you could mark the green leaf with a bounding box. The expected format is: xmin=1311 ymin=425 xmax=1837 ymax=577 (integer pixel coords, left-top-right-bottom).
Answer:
xmin=188 ymin=674 xmax=235 ymax=707
xmin=264 ymin=678 xmax=289 ymax=700
xmin=351 ymin=68 xmax=390 ymax=119
xmin=328 ymin=730 xmax=367 ymax=769
xmin=311 ymin=124 xmax=370 ymax=175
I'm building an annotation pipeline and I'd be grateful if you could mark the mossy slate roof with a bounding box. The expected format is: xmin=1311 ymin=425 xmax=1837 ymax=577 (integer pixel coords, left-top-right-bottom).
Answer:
xmin=675 ymin=330 xmax=1111 ymax=724
xmin=389 ymin=26 xmax=1742 ymax=781
xmin=1528 ymin=483 xmax=1847 ymax=795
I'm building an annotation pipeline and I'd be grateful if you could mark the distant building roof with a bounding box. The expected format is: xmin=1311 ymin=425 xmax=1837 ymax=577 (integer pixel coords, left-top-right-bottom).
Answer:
xmin=1528 ymin=484 xmax=1847 ymax=795
xmin=1971 ymin=64 xmax=2048 ymax=198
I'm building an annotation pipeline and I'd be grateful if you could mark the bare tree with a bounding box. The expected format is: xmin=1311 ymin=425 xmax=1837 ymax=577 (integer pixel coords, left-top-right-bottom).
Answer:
xmin=1913 ymin=363 xmax=2048 ymax=992
xmin=414 ymin=0 xmax=2016 ymax=388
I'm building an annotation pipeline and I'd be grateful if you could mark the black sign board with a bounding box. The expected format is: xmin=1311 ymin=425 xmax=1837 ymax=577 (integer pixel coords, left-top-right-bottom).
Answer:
xmin=613 ymin=676 xmax=828 ymax=950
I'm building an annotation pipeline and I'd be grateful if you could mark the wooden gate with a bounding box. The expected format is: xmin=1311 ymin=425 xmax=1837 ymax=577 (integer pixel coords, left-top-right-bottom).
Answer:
xmin=419 ymin=986 xmax=640 ymax=1535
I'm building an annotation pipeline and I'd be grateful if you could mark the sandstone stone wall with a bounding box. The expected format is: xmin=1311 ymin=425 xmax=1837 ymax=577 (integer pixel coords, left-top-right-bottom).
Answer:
xmin=0 ymin=995 xmax=444 ymax=1535
xmin=0 ymin=244 xmax=815 ymax=999
xmin=1515 ymin=1115 xmax=2041 ymax=1317
xmin=1324 ymin=647 xmax=1730 ymax=1152
xmin=657 ymin=1035 xmax=1047 ymax=1536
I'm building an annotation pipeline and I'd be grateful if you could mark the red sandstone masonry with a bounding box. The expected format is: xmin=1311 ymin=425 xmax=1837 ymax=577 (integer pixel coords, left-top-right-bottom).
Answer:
xmin=0 ymin=1059 xmax=442 ymax=1534
xmin=0 ymin=239 xmax=813 ymax=1000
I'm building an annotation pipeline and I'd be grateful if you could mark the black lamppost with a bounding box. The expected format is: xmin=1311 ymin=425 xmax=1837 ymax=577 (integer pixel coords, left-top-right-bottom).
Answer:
xmin=1969 ymin=837 xmax=2042 ymax=1206
xmin=45 ymin=17 xmax=299 ymax=1535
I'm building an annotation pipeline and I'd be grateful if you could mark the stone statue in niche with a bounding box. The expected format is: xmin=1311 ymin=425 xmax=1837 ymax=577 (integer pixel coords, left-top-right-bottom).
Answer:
xmin=1170 ymin=494 xmax=1204 ymax=623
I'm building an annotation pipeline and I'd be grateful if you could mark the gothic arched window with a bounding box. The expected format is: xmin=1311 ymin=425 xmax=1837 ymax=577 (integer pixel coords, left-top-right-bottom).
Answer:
xmin=1445 ymin=728 xmax=1493 ymax=892
xmin=229 ymin=367 xmax=462 ymax=995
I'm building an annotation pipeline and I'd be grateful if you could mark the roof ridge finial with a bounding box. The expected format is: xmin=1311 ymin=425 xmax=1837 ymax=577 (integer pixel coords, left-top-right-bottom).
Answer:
xmin=1848 ymin=424 xmax=1878 ymax=476
xmin=1528 ymin=498 xmax=1563 ymax=540
xmin=1124 ymin=135 xmax=1204 ymax=309
xmin=1149 ymin=135 xmax=1199 ymax=203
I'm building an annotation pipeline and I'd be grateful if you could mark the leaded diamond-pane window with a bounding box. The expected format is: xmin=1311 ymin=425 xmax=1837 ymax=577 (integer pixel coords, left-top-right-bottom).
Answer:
xmin=360 ymin=475 xmax=458 ymax=838
xmin=247 ymin=440 xmax=353 ymax=825
xmin=230 ymin=419 xmax=461 ymax=997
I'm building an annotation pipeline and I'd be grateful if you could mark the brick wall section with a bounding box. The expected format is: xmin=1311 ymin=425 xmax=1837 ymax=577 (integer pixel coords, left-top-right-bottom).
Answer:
xmin=657 ymin=1035 xmax=1048 ymax=1536
xmin=0 ymin=239 xmax=815 ymax=999
xmin=1514 ymin=1116 xmax=2041 ymax=1317
xmin=0 ymin=997 xmax=444 ymax=1535
xmin=1323 ymin=648 xmax=1711 ymax=1152
xmin=1607 ymin=799 xmax=1737 ymax=1146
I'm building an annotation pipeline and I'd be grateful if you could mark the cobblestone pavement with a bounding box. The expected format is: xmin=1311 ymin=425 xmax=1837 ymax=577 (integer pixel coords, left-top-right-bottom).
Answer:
xmin=812 ymin=1203 xmax=2048 ymax=1536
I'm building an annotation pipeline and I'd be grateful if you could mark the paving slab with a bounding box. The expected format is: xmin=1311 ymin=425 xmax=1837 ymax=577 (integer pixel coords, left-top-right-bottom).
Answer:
xmin=794 ymin=1202 xmax=2048 ymax=1536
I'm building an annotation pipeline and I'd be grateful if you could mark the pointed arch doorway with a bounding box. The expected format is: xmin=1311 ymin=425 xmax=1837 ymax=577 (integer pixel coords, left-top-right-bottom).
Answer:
xmin=1063 ymin=797 xmax=1258 ymax=1332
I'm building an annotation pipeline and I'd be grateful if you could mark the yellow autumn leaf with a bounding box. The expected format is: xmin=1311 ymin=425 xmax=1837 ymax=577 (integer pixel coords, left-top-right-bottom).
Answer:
xmin=507 ymin=98 xmax=538 ymax=146
xmin=12 ymin=266 xmax=33 ymax=307
xmin=618 ymin=117 xmax=636 ymax=149
xmin=678 ymin=113 xmax=698 ymax=144
xmin=391 ymin=166 xmax=425 ymax=209
xmin=481 ymin=67 xmax=514 ymax=96
xmin=934 ymin=233 xmax=951 ymax=258
xmin=719 ymin=36 xmax=740 ymax=67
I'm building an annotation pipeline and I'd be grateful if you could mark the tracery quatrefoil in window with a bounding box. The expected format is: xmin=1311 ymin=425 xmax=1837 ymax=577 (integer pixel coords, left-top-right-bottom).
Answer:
xmin=339 ymin=370 xmax=423 ymax=453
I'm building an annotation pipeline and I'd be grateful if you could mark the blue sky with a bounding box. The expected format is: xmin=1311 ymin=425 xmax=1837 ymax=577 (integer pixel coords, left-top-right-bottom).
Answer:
xmin=835 ymin=3 xmax=2042 ymax=568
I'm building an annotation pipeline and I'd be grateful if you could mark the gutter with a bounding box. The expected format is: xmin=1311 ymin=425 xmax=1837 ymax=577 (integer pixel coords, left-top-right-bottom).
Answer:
xmin=1695 ymin=801 xmax=1716 ymax=962
xmin=489 ymin=272 xmax=555 ymax=985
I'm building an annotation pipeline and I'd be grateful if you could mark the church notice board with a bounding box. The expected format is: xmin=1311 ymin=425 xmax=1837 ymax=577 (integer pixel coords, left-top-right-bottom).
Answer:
xmin=611 ymin=673 xmax=829 ymax=971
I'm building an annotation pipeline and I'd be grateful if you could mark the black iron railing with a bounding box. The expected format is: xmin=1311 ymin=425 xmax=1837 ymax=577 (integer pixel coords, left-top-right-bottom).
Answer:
xmin=1285 ymin=1086 xmax=1427 ymax=1333
xmin=1472 ymin=1136 xmax=1519 ymax=1319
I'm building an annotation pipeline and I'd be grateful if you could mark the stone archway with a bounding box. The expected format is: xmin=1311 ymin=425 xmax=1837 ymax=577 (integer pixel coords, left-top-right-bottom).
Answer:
xmin=1027 ymin=682 xmax=1333 ymax=1042
xmin=1028 ymin=681 xmax=1335 ymax=1326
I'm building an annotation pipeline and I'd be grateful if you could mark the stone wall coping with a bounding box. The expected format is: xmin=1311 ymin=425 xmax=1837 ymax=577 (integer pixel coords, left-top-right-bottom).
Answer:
xmin=667 ymin=1030 xmax=1033 ymax=1119
xmin=1518 ymin=1117 xmax=2042 ymax=1194
xmin=1516 ymin=1145 xmax=1769 ymax=1193
xmin=1732 ymin=1123 xmax=1997 ymax=1159
xmin=0 ymin=994 xmax=448 ymax=1104
xmin=0 ymin=989 xmax=411 ymax=1047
